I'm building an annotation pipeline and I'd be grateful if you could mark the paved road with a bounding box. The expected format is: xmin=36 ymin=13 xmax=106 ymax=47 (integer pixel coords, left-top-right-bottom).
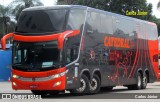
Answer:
xmin=0 ymin=82 xmax=160 ymax=102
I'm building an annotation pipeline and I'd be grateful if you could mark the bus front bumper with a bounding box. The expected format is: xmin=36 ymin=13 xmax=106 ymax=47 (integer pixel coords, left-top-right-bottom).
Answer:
xmin=12 ymin=67 xmax=66 ymax=90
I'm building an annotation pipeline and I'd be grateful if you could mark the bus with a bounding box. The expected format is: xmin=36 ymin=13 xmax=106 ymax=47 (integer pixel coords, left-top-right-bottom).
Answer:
xmin=1 ymin=5 xmax=159 ymax=96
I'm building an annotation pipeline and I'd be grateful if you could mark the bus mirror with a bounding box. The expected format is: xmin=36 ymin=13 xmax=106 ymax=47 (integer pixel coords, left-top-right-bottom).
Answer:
xmin=1 ymin=33 xmax=13 ymax=50
xmin=58 ymin=30 xmax=80 ymax=49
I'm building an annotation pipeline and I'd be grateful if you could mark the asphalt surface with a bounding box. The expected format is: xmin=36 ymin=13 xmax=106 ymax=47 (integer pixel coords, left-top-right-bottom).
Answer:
xmin=0 ymin=82 xmax=160 ymax=102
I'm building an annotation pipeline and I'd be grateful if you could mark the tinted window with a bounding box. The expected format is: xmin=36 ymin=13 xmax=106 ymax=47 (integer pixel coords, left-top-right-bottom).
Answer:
xmin=13 ymin=41 xmax=61 ymax=71
xmin=67 ymin=9 xmax=86 ymax=30
xmin=16 ymin=9 xmax=67 ymax=34
xmin=65 ymin=9 xmax=86 ymax=64
xmin=87 ymin=11 xmax=101 ymax=32
xmin=151 ymin=26 xmax=158 ymax=40
xmin=124 ymin=19 xmax=135 ymax=37
xmin=140 ymin=23 xmax=146 ymax=39
xmin=115 ymin=18 xmax=129 ymax=35
xmin=100 ymin=13 xmax=113 ymax=34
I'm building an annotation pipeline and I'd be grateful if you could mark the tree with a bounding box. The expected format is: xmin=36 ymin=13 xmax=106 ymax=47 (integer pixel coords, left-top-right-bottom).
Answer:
xmin=158 ymin=0 xmax=160 ymax=9
xmin=58 ymin=0 xmax=74 ymax=4
xmin=10 ymin=0 xmax=44 ymax=20
xmin=157 ymin=0 xmax=160 ymax=36
xmin=0 ymin=4 xmax=13 ymax=37
xmin=57 ymin=0 xmax=152 ymax=20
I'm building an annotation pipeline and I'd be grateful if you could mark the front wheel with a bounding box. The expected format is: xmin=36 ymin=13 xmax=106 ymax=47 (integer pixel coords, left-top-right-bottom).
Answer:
xmin=89 ymin=75 xmax=101 ymax=94
xmin=70 ymin=74 xmax=89 ymax=95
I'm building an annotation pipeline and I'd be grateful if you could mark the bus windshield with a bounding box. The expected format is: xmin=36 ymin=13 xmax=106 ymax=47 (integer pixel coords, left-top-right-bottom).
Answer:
xmin=15 ymin=9 xmax=67 ymax=34
xmin=12 ymin=41 xmax=61 ymax=71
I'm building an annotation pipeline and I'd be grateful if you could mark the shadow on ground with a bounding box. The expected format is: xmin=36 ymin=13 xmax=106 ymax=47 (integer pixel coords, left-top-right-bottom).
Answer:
xmin=42 ymin=88 xmax=145 ymax=99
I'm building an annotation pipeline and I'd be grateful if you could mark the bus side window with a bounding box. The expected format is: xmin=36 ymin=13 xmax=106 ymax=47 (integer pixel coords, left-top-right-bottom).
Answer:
xmin=66 ymin=47 xmax=78 ymax=64
xmin=67 ymin=9 xmax=86 ymax=30
xmin=86 ymin=11 xmax=101 ymax=33
xmin=100 ymin=13 xmax=113 ymax=34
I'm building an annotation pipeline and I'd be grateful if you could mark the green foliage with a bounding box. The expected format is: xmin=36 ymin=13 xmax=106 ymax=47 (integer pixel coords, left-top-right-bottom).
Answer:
xmin=158 ymin=0 xmax=160 ymax=8
xmin=0 ymin=0 xmax=44 ymax=38
xmin=0 ymin=4 xmax=15 ymax=37
xmin=10 ymin=0 xmax=44 ymax=20
xmin=58 ymin=0 xmax=152 ymax=20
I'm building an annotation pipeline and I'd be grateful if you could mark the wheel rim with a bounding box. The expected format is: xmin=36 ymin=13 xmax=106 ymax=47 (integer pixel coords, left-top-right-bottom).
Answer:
xmin=90 ymin=78 xmax=98 ymax=91
xmin=138 ymin=75 xmax=141 ymax=87
xmin=77 ymin=78 xmax=86 ymax=92
xmin=143 ymin=76 xmax=147 ymax=86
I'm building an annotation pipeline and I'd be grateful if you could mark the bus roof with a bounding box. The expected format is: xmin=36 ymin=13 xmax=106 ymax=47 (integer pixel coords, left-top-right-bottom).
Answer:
xmin=23 ymin=5 xmax=157 ymax=27
xmin=23 ymin=5 xmax=87 ymax=11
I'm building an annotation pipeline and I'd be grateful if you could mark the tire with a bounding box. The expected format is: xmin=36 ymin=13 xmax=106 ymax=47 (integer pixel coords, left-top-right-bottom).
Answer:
xmin=70 ymin=74 xmax=89 ymax=95
xmin=89 ymin=75 xmax=101 ymax=94
xmin=142 ymin=73 xmax=148 ymax=89
xmin=135 ymin=72 xmax=143 ymax=90
xmin=127 ymin=72 xmax=142 ymax=90
xmin=31 ymin=90 xmax=59 ymax=96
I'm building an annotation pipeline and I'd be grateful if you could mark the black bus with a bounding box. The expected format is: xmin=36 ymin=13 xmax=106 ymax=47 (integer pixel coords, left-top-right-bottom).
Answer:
xmin=1 ymin=5 xmax=159 ymax=96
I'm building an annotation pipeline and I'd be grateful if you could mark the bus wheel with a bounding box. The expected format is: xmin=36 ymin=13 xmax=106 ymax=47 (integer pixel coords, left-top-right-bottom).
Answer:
xmin=142 ymin=73 xmax=148 ymax=89
xmin=136 ymin=72 xmax=142 ymax=90
xmin=128 ymin=72 xmax=142 ymax=90
xmin=89 ymin=75 xmax=100 ymax=94
xmin=70 ymin=74 xmax=89 ymax=95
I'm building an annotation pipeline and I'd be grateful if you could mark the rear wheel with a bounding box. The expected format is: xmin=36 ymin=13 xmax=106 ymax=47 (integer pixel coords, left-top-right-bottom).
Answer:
xmin=142 ymin=73 xmax=148 ymax=89
xmin=70 ymin=74 xmax=89 ymax=95
xmin=89 ymin=75 xmax=101 ymax=94
xmin=127 ymin=72 xmax=142 ymax=90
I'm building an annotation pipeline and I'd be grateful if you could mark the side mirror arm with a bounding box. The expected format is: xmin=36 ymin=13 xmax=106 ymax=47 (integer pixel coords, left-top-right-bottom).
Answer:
xmin=1 ymin=33 xmax=14 ymax=50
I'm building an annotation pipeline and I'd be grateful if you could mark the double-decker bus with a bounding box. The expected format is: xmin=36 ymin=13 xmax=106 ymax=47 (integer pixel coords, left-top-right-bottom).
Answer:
xmin=1 ymin=5 xmax=159 ymax=96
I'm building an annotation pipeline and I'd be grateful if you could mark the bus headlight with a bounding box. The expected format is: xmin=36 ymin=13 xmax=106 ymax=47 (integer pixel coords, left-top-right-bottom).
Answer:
xmin=51 ymin=74 xmax=60 ymax=79
xmin=53 ymin=81 xmax=62 ymax=87
xmin=60 ymin=71 xmax=66 ymax=76
xmin=13 ymin=82 xmax=17 ymax=86
xmin=51 ymin=70 xmax=68 ymax=79
xmin=12 ymin=74 xmax=20 ymax=79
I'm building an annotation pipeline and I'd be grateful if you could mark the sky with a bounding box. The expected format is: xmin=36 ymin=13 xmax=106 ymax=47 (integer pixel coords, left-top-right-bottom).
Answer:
xmin=0 ymin=0 xmax=160 ymax=18
xmin=147 ymin=0 xmax=160 ymax=18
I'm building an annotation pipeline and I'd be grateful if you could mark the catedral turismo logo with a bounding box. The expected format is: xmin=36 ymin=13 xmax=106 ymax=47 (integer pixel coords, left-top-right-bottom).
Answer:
xmin=104 ymin=36 xmax=131 ymax=48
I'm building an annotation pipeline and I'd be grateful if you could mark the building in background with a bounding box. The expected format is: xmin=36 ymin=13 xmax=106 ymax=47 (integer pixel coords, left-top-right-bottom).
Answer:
xmin=0 ymin=44 xmax=12 ymax=81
